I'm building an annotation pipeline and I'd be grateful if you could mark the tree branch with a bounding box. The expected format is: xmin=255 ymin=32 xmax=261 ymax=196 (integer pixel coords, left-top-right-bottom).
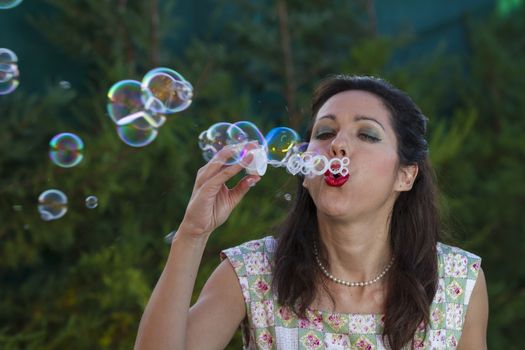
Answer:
xmin=276 ymin=0 xmax=299 ymax=129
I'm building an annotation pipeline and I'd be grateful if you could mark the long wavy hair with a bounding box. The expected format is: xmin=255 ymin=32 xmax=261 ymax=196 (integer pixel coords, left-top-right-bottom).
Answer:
xmin=272 ymin=75 xmax=440 ymax=349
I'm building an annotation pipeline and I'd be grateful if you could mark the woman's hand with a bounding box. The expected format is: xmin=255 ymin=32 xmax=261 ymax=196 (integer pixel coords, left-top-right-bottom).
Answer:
xmin=178 ymin=146 xmax=261 ymax=241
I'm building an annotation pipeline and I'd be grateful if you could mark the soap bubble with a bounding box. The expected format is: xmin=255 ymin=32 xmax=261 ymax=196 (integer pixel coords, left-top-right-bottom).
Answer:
xmin=0 ymin=66 xmax=19 ymax=95
xmin=232 ymin=121 xmax=266 ymax=150
xmin=0 ymin=64 xmax=17 ymax=83
xmin=117 ymin=122 xmax=158 ymax=148
xmin=85 ymin=196 xmax=98 ymax=209
xmin=0 ymin=0 xmax=23 ymax=9
xmin=141 ymin=67 xmax=193 ymax=114
xmin=202 ymin=122 xmax=250 ymax=165
xmin=0 ymin=48 xmax=19 ymax=95
xmin=265 ymin=127 xmax=300 ymax=163
xmin=107 ymin=79 xmax=165 ymax=129
xmin=49 ymin=132 xmax=84 ymax=168
xmin=38 ymin=189 xmax=67 ymax=221
xmin=198 ymin=130 xmax=216 ymax=161
xmin=59 ymin=80 xmax=71 ymax=89
xmin=284 ymin=193 xmax=292 ymax=201
xmin=0 ymin=48 xmax=17 ymax=64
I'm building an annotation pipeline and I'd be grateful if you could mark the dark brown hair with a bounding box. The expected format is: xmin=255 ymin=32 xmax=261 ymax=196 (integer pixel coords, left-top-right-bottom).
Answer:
xmin=272 ymin=75 xmax=440 ymax=349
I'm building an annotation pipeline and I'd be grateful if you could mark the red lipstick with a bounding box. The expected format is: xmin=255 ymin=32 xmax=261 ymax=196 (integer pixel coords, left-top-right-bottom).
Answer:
xmin=323 ymin=170 xmax=350 ymax=187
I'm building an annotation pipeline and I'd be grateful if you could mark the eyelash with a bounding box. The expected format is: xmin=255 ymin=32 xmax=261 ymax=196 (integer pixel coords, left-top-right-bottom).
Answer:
xmin=314 ymin=131 xmax=380 ymax=143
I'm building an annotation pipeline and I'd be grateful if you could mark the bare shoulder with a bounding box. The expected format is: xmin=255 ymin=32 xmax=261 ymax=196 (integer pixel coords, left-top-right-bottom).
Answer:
xmin=457 ymin=267 xmax=489 ymax=350
xmin=186 ymin=258 xmax=247 ymax=350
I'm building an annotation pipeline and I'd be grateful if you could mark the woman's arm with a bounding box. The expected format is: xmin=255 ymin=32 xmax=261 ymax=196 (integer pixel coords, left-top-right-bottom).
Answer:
xmin=134 ymin=233 xmax=246 ymax=350
xmin=134 ymin=148 xmax=260 ymax=349
xmin=457 ymin=267 xmax=489 ymax=350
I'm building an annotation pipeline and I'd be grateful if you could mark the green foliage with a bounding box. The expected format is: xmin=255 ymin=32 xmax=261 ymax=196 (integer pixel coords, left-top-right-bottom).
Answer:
xmin=0 ymin=0 xmax=523 ymax=349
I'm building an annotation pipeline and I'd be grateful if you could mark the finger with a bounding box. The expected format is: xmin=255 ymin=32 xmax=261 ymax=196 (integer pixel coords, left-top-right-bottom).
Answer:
xmin=194 ymin=145 xmax=245 ymax=189
xmin=195 ymin=146 xmax=253 ymax=190
xmin=201 ymin=160 xmax=250 ymax=194
xmin=228 ymin=175 xmax=261 ymax=207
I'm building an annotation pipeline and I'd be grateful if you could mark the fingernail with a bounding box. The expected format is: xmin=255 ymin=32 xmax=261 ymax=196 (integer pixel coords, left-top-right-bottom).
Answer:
xmin=247 ymin=178 xmax=258 ymax=187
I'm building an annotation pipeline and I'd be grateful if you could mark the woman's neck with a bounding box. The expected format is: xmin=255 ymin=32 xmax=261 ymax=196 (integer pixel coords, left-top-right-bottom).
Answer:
xmin=316 ymin=211 xmax=393 ymax=284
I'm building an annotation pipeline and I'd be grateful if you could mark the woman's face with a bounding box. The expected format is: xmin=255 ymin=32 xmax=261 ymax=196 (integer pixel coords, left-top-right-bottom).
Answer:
xmin=304 ymin=90 xmax=413 ymax=220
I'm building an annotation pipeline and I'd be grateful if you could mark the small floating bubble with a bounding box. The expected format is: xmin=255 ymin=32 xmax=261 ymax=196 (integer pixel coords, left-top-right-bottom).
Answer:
xmin=85 ymin=196 xmax=98 ymax=209
xmin=59 ymin=80 xmax=71 ymax=89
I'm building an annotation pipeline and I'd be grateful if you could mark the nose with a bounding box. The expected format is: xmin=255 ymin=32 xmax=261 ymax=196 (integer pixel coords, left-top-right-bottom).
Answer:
xmin=330 ymin=136 xmax=347 ymax=157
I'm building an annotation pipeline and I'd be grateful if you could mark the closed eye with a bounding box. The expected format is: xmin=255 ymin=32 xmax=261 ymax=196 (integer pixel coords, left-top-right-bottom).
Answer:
xmin=359 ymin=133 xmax=380 ymax=142
xmin=314 ymin=132 xmax=335 ymax=140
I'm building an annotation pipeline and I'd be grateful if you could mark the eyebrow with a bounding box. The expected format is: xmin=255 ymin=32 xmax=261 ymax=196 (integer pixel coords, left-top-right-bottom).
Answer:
xmin=317 ymin=114 xmax=385 ymax=131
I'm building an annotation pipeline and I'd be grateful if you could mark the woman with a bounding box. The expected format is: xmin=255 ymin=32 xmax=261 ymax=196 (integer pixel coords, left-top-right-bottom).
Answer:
xmin=134 ymin=75 xmax=488 ymax=349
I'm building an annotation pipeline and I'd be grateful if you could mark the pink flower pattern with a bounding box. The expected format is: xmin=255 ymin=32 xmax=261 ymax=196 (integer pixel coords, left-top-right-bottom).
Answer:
xmin=326 ymin=313 xmax=344 ymax=331
xmin=300 ymin=332 xmax=322 ymax=349
xmin=257 ymin=330 xmax=273 ymax=350
xmin=355 ymin=335 xmax=375 ymax=350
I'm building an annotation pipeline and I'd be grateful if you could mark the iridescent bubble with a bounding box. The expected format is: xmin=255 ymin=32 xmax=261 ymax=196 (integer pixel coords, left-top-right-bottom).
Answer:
xmin=205 ymin=122 xmax=246 ymax=165
xmin=141 ymin=67 xmax=193 ymax=114
xmin=198 ymin=130 xmax=216 ymax=161
xmin=116 ymin=122 xmax=158 ymax=148
xmin=85 ymin=196 xmax=98 ymax=209
xmin=0 ymin=65 xmax=19 ymax=95
xmin=232 ymin=121 xmax=266 ymax=149
xmin=265 ymin=127 xmax=300 ymax=163
xmin=0 ymin=0 xmax=23 ymax=9
xmin=0 ymin=49 xmax=19 ymax=95
xmin=0 ymin=64 xmax=16 ymax=83
xmin=0 ymin=48 xmax=17 ymax=64
xmin=49 ymin=132 xmax=84 ymax=168
xmin=107 ymin=79 xmax=165 ymax=129
xmin=38 ymin=189 xmax=67 ymax=221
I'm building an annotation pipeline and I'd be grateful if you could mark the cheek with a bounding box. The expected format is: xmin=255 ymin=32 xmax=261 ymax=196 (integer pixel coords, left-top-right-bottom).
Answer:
xmin=361 ymin=152 xmax=398 ymax=180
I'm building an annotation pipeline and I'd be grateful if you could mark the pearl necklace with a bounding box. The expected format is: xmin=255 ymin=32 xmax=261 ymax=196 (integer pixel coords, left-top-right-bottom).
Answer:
xmin=313 ymin=244 xmax=395 ymax=287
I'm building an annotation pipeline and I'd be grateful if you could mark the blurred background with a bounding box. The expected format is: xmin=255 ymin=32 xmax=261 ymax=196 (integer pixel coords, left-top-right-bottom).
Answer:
xmin=1 ymin=0 xmax=524 ymax=348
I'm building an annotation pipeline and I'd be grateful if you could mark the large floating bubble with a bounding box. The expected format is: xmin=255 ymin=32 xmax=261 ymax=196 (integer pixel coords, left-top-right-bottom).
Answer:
xmin=200 ymin=122 xmax=265 ymax=166
xmin=0 ymin=0 xmax=23 ymax=10
xmin=49 ymin=132 xmax=84 ymax=168
xmin=117 ymin=123 xmax=158 ymax=148
xmin=38 ymin=189 xmax=68 ymax=221
xmin=232 ymin=121 xmax=266 ymax=150
xmin=107 ymin=79 xmax=165 ymax=129
xmin=141 ymin=67 xmax=193 ymax=114
xmin=265 ymin=127 xmax=300 ymax=164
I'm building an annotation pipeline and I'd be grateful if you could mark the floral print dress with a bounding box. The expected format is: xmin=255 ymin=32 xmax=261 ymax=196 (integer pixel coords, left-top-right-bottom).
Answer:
xmin=220 ymin=236 xmax=482 ymax=350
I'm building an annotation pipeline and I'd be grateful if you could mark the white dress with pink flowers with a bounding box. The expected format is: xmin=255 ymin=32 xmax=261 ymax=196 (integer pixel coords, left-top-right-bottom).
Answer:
xmin=220 ymin=236 xmax=481 ymax=350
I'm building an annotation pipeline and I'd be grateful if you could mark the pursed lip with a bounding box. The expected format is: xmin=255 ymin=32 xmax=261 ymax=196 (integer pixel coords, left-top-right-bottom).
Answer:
xmin=323 ymin=170 xmax=350 ymax=187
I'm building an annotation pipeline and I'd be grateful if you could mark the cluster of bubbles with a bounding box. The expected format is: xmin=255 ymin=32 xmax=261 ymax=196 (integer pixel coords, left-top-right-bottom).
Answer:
xmin=38 ymin=132 xmax=96 ymax=221
xmin=198 ymin=122 xmax=350 ymax=178
xmin=282 ymin=142 xmax=350 ymax=177
xmin=38 ymin=189 xmax=98 ymax=221
xmin=38 ymin=66 xmax=193 ymax=221
xmin=0 ymin=0 xmax=23 ymax=10
xmin=0 ymin=48 xmax=19 ymax=95
xmin=107 ymin=67 xmax=193 ymax=147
